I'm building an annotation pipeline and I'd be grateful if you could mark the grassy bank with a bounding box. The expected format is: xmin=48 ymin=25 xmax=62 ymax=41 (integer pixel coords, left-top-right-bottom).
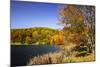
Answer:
xmin=27 ymin=52 xmax=95 ymax=65
xmin=27 ymin=45 xmax=95 ymax=65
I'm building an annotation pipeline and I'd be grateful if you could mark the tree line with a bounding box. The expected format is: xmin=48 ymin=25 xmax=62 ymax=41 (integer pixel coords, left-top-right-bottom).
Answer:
xmin=11 ymin=27 xmax=64 ymax=45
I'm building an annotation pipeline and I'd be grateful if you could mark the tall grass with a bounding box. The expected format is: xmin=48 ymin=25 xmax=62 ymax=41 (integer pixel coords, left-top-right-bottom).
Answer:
xmin=27 ymin=43 xmax=95 ymax=65
xmin=27 ymin=51 xmax=64 ymax=65
xmin=27 ymin=51 xmax=95 ymax=65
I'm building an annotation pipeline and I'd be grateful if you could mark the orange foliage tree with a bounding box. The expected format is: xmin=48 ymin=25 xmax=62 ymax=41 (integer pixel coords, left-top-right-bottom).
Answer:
xmin=59 ymin=5 xmax=95 ymax=53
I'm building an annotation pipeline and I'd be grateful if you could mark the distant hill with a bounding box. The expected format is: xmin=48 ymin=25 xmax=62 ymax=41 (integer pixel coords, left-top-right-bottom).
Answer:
xmin=11 ymin=27 xmax=64 ymax=45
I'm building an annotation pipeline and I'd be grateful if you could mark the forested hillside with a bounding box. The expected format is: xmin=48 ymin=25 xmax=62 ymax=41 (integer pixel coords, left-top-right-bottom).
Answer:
xmin=11 ymin=27 xmax=64 ymax=45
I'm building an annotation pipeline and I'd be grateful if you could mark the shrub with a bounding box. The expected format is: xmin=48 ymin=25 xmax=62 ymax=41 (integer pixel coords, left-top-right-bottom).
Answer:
xmin=76 ymin=51 xmax=88 ymax=57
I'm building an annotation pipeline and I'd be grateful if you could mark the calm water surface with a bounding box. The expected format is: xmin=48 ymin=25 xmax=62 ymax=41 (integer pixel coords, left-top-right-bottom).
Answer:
xmin=11 ymin=45 xmax=60 ymax=66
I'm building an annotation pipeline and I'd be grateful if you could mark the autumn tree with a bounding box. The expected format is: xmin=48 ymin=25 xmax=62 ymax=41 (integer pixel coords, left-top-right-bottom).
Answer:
xmin=59 ymin=5 xmax=85 ymax=44
xmin=25 ymin=36 xmax=32 ymax=44
xmin=59 ymin=5 xmax=95 ymax=53
xmin=81 ymin=6 xmax=95 ymax=53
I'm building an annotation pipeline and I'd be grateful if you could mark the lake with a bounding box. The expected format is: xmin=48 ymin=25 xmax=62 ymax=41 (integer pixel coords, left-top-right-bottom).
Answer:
xmin=11 ymin=45 xmax=60 ymax=66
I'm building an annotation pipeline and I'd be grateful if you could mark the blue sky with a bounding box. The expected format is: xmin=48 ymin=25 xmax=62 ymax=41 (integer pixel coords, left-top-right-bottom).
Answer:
xmin=11 ymin=1 xmax=64 ymax=29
